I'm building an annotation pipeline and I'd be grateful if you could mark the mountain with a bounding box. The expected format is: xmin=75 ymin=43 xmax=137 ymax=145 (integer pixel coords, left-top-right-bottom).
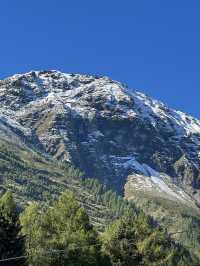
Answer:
xmin=1 ymin=70 xmax=200 ymax=200
xmin=0 ymin=70 xmax=200 ymax=255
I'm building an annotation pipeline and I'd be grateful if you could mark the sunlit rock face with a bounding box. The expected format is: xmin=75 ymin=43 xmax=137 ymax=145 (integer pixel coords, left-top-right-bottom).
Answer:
xmin=1 ymin=70 xmax=200 ymax=204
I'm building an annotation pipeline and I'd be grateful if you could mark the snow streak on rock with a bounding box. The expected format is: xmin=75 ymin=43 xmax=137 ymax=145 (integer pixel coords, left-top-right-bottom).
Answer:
xmin=0 ymin=70 xmax=200 ymax=206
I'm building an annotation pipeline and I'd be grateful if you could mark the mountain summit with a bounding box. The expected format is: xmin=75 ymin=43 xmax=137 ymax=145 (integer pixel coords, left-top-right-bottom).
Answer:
xmin=0 ymin=70 xmax=200 ymax=207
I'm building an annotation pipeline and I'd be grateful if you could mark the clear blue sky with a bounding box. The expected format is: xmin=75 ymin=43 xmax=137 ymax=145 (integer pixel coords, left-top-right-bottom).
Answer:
xmin=1 ymin=1 xmax=200 ymax=118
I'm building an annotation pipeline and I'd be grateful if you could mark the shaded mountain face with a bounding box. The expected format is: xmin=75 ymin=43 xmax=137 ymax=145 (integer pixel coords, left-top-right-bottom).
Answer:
xmin=0 ymin=70 xmax=200 ymax=205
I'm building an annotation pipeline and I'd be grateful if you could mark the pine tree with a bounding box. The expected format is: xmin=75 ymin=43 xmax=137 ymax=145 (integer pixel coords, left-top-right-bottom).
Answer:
xmin=102 ymin=212 xmax=198 ymax=266
xmin=21 ymin=191 xmax=105 ymax=265
xmin=20 ymin=203 xmax=42 ymax=266
xmin=0 ymin=191 xmax=25 ymax=265
xmin=0 ymin=191 xmax=17 ymax=221
xmin=102 ymin=213 xmax=142 ymax=266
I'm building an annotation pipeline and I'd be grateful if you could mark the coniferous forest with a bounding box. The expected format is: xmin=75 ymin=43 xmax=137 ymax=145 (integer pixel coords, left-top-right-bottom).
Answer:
xmin=0 ymin=189 xmax=199 ymax=266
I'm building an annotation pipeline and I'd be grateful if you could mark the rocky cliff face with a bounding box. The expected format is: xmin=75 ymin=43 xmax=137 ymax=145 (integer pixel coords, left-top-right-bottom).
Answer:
xmin=1 ymin=70 xmax=200 ymax=206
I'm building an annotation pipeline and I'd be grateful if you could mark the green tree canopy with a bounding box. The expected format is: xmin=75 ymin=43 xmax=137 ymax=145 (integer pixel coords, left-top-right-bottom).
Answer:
xmin=102 ymin=213 xmax=198 ymax=266
xmin=21 ymin=191 xmax=105 ymax=266
xmin=0 ymin=191 xmax=17 ymax=221
xmin=0 ymin=191 xmax=25 ymax=266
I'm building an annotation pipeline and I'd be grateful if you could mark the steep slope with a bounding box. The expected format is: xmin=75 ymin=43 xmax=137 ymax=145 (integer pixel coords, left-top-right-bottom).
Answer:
xmin=1 ymin=70 xmax=200 ymax=202
xmin=0 ymin=118 xmax=133 ymax=231
xmin=1 ymin=70 xmax=200 ymax=255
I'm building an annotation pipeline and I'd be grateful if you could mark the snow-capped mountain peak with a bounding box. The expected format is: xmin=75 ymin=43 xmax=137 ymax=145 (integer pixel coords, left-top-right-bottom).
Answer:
xmin=1 ymin=70 xmax=200 ymax=206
